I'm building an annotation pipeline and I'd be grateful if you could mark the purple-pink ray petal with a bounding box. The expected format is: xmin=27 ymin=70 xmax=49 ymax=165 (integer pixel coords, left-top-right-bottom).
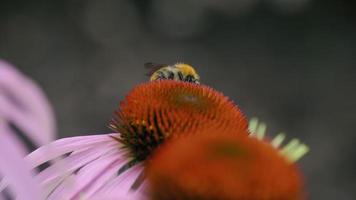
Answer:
xmin=0 ymin=95 xmax=49 ymax=146
xmin=47 ymin=149 xmax=128 ymax=200
xmin=71 ymin=159 xmax=129 ymax=199
xmin=41 ymin=173 xmax=69 ymax=198
xmin=45 ymin=174 xmax=76 ymax=200
xmin=0 ymin=125 xmax=28 ymax=156
xmin=0 ymin=133 xmax=98 ymax=192
xmin=37 ymin=141 xmax=119 ymax=194
xmin=0 ymin=59 xmax=56 ymax=145
xmin=70 ymin=151 xmax=128 ymax=200
xmin=26 ymin=134 xmax=119 ymax=169
xmin=135 ymin=181 xmax=149 ymax=197
xmin=0 ymin=120 xmax=42 ymax=200
xmin=88 ymin=193 xmax=147 ymax=200
xmin=81 ymin=162 xmax=143 ymax=199
xmin=94 ymin=164 xmax=144 ymax=197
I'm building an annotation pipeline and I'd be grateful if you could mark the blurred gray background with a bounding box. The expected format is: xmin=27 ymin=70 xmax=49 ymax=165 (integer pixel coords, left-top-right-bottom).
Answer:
xmin=0 ymin=0 xmax=355 ymax=199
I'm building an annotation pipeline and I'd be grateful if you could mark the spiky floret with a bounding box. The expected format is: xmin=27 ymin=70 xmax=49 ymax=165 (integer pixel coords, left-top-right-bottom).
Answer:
xmin=248 ymin=117 xmax=310 ymax=162
xmin=147 ymin=131 xmax=305 ymax=200
xmin=110 ymin=80 xmax=247 ymax=162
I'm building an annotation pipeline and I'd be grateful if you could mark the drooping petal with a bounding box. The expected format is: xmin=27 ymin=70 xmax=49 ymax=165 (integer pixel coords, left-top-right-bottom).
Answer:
xmin=0 ymin=59 xmax=58 ymax=199
xmin=0 ymin=94 xmax=48 ymax=146
xmin=93 ymin=163 xmax=144 ymax=197
xmin=0 ymin=120 xmax=42 ymax=200
xmin=0 ymin=134 xmax=121 ymax=198
xmin=72 ymin=157 xmax=142 ymax=199
xmin=87 ymin=193 xmax=147 ymax=200
xmin=21 ymin=133 xmax=147 ymax=200
xmin=37 ymin=141 xmax=119 ymax=197
xmin=25 ymin=134 xmax=118 ymax=169
xmin=47 ymin=148 xmax=128 ymax=200
xmin=84 ymin=164 xmax=147 ymax=200
xmin=0 ymin=59 xmax=56 ymax=145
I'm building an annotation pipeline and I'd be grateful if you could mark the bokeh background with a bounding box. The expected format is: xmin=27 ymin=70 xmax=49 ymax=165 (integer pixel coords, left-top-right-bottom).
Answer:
xmin=1 ymin=0 xmax=355 ymax=199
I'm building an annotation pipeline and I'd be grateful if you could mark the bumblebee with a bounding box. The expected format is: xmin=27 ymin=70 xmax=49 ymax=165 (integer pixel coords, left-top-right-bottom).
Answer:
xmin=145 ymin=62 xmax=200 ymax=84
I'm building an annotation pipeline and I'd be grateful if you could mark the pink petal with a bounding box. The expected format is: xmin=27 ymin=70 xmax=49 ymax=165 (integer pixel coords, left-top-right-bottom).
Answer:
xmin=82 ymin=162 xmax=143 ymax=199
xmin=87 ymin=193 xmax=147 ymax=200
xmin=26 ymin=133 xmax=119 ymax=169
xmin=40 ymin=173 xmax=68 ymax=199
xmin=0 ymin=59 xmax=56 ymax=145
xmin=36 ymin=141 xmax=118 ymax=190
xmin=47 ymin=149 xmax=128 ymax=200
xmin=45 ymin=174 xmax=77 ymax=200
xmin=134 ymin=181 xmax=149 ymax=198
xmin=0 ymin=120 xmax=42 ymax=200
xmin=88 ymin=168 xmax=148 ymax=200
xmin=1 ymin=134 xmax=115 ymax=192
xmin=94 ymin=164 xmax=144 ymax=196
xmin=0 ymin=126 xmax=28 ymax=156
xmin=0 ymin=95 xmax=48 ymax=145
xmin=0 ymin=130 xmax=30 ymax=191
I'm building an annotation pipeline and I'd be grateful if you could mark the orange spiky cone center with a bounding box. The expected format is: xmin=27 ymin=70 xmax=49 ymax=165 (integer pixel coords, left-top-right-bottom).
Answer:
xmin=147 ymin=131 xmax=305 ymax=200
xmin=110 ymin=80 xmax=247 ymax=162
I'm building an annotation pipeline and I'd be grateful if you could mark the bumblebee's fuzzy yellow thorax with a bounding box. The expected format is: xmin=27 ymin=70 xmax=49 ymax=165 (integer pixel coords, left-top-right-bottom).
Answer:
xmin=148 ymin=62 xmax=200 ymax=84
xmin=174 ymin=63 xmax=200 ymax=79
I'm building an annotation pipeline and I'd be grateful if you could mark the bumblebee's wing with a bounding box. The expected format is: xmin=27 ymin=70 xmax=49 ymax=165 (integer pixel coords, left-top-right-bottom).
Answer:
xmin=144 ymin=62 xmax=167 ymax=76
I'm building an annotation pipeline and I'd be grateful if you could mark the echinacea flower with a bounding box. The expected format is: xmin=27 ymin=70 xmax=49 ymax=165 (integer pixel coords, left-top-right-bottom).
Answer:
xmin=0 ymin=59 xmax=56 ymax=199
xmin=0 ymin=59 xmax=309 ymax=200
xmin=110 ymin=80 xmax=248 ymax=164
xmin=26 ymin=80 xmax=248 ymax=199
xmin=147 ymin=130 xmax=306 ymax=200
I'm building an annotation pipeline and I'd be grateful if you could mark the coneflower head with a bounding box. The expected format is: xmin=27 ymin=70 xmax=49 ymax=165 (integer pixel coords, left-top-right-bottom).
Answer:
xmin=147 ymin=131 xmax=305 ymax=200
xmin=110 ymin=80 xmax=247 ymax=162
